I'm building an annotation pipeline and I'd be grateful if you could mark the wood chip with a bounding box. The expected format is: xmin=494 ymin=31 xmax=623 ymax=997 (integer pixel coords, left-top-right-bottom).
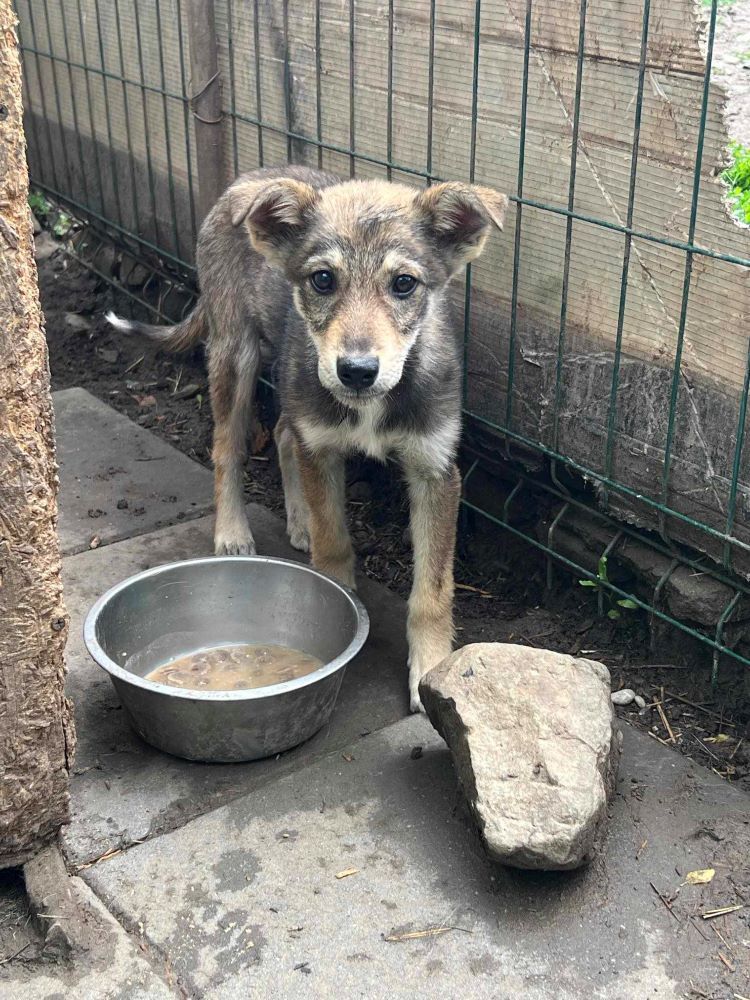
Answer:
xmin=702 ymin=904 xmax=744 ymax=920
xmin=335 ymin=867 xmax=359 ymax=879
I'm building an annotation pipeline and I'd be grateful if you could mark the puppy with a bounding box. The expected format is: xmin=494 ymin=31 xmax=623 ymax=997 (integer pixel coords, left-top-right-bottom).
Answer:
xmin=108 ymin=166 xmax=507 ymax=710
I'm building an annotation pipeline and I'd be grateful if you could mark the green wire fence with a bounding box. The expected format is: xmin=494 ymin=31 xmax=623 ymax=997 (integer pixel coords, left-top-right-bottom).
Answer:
xmin=14 ymin=0 xmax=750 ymax=680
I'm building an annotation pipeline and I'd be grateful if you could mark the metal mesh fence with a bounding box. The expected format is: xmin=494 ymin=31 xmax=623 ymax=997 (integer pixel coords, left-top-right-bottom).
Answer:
xmin=14 ymin=0 xmax=750 ymax=676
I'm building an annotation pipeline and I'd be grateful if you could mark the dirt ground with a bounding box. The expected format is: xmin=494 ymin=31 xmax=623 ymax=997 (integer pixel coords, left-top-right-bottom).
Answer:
xmin=713 ymin=0 xmax=750 ymax=146
xmin=37 ymin=232 xmax=750 ymax=793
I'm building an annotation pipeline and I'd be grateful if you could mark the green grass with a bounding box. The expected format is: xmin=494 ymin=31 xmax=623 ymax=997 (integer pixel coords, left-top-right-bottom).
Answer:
xmin=722 ymin=142 xmax=750 ymax=225
xmin=701 ymin=0 xmax=739 ymax=7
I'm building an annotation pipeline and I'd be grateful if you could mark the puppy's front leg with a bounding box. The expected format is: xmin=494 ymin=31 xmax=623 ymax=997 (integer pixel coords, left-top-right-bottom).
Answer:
xmin=296 ymin=442 xmax=355 ymax=589
xmin=405 ymin=463 xmax=461 ymax=712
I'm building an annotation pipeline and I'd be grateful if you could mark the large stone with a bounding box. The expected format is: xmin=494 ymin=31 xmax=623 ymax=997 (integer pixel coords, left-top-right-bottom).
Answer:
xmin=420 ymin=643 xmax=619 ymax=870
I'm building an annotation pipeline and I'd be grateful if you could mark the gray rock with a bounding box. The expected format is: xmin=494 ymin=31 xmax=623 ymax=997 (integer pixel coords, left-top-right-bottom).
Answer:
xmin=420 ymin=642 xmax=619 ymax=870
xmin=31 ymin=210 xmax=43 ymax=235
xmin=634 ymin=694 xmax=647 ymax=710
xmin=64 ymin=311 xmax=92 ymax=334
xmin=611 ymin=688 xmax=636 ymax=706
xmin=34 ymin=230 xmax=59 ymax=263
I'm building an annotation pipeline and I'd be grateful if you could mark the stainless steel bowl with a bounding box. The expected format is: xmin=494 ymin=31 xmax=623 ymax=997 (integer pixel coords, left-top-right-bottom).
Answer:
xmin=83 ymin=556 xmax=369 ymax=762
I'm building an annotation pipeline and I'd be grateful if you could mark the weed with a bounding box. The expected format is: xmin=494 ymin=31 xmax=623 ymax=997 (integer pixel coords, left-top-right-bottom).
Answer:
xmin=578 ymin=556 xmax=638 ymax=620
xmin=51 ymin=211 xmax=74 ymax=238
xmin=28 ymin=189 xmax=51 ymax=219
xmin=721 ymin=142 xmax=750 ymax=225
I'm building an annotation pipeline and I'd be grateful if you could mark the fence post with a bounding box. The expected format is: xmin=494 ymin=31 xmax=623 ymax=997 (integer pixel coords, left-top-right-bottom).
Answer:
xmin=186 ymin=0 xmax=226 ymax=222
xmin=0 ymin=0 xmax=74 ymax=866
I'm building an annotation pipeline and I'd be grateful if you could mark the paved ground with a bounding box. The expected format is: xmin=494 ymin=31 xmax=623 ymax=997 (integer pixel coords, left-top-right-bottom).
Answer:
xmin=3 ymin=388 xmax=750 ymax=999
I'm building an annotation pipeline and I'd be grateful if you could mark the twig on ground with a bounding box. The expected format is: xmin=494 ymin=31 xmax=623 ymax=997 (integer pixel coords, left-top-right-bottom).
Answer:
xmin=650 ymin=882 xmax=680 ymax=922
xmin=656 ymin=701 xmax=677 ymax=744
xmin=664 ymin=691 xmax=736 ymax=728
xmin=0 ymin=943 xmax=31 ymax=966
xmin=384 ymin=926 xmax=472 ymax=943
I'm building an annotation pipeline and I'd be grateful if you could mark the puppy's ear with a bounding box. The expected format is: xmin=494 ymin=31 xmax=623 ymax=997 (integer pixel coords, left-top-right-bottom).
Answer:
xmin=414 ymin=182 xmax=508 ymax=275
xmin=229 ymin=177 xmax=319 ymax=268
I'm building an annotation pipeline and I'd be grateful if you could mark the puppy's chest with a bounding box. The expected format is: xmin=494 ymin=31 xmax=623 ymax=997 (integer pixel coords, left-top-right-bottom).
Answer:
xmin=296 ymin=402 xmax=460 ymax=474
xmin=298 ymin=402 xmax=398 ymax=462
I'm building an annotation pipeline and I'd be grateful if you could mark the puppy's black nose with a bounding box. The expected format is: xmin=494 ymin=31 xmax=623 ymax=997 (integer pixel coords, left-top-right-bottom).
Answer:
xmin=337 ymin=356 xmax=379 ymax=390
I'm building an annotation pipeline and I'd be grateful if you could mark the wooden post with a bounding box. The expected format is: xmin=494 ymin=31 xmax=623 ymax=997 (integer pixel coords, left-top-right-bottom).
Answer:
xmin=186 ymin=0 xmax=227 ymax=222
xmin=0 ymin=0 xmax=75 ymax=867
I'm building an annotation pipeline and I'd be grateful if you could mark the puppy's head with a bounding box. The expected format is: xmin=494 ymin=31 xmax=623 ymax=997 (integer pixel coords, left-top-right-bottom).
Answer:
xmin=230 ymin=176 xmax=507 ymax=404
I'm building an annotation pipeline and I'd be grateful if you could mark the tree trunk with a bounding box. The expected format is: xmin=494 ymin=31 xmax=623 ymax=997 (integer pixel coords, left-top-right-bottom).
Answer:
xmin=0 ymin=1 xmax=75 ymax=867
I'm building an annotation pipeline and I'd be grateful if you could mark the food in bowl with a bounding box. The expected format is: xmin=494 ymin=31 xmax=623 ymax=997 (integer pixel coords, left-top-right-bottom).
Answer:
xmin=144 ymin=642 xmax=324 ymax=691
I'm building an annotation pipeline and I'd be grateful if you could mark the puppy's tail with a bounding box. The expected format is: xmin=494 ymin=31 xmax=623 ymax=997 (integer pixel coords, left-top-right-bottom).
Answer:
xmin=105 ymin=301 xmax=207 ymax=353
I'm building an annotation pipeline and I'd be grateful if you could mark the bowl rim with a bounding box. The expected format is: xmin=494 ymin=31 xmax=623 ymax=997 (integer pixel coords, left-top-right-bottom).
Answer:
xmin=82 ymin=555 xmax=370 ymax=702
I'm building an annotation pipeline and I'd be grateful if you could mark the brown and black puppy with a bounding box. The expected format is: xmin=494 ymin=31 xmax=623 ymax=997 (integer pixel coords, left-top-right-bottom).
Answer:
xmin=107 ymin=166 xmax=507 ymax=711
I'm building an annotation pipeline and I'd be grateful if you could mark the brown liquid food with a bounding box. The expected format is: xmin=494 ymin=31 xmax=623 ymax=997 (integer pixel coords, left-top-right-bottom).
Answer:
xmin=145 ymin=643 xmax=323 ymax=691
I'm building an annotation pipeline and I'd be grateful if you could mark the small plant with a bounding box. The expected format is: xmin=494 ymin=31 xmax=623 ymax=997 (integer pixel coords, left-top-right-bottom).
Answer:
xmin=721 ymin=142 xmax=750 ymax=225
xmin=579 ymin=556 xmax=638 ymax=620
xmin=51 ymin=210 xmax=74 ymax=238
xmin=28 ymin=189 xmax=51 ymax=219
xmin=701 ymin=0 xmax=739 ymax=8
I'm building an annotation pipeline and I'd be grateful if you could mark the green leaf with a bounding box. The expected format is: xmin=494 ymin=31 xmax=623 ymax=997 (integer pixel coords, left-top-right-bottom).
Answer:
xmin=28 ymin=190 xmax=51 ymax=217
xmin=579 ymin=579 xmax=597 ymax=588
xmin=617 ymin=598 xmax=638 ymax=610
xmin=597 ymin=555 xmax=609 ymax=583
xmin=607 ymin=609 xmax=621 ymax=620
xmin=52 ymin=211 xmax=73 ymax=238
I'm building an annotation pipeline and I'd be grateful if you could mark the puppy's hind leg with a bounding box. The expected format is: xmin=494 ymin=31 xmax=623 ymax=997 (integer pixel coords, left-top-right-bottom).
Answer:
xmin=274 ymin=414 xmax=310 ymax=552
xmin=209 ymin=340 xmax=258 ymax=555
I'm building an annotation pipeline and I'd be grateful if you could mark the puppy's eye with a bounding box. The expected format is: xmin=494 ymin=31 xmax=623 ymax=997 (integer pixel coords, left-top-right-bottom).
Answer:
xmin=392 ymin=274 xmax=418 ymax=298
xmin=309 ymin=270 xmax=336 ymax=294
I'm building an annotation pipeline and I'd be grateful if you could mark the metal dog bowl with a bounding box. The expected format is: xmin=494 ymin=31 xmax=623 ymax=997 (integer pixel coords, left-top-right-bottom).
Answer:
xmin=83 ymin=556 xmax=369 ymax=762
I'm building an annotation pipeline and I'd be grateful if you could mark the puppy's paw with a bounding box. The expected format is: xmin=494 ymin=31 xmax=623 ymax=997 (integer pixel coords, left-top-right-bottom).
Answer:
xmin=409 ymin=689 xmax=425 ymax=714
xmin=215 ymin=530 xmax=257 ymax=556
xmin=288 ymin=521 xmax=310 ymax=553
xmin=314 ymin=557 xmax=356 ymax=591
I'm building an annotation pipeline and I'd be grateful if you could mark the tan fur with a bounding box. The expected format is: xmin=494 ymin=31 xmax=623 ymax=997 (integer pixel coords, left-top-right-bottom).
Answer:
xmin=209 ymin=342 xmax=259 ymax=555
xmin=405 ymin=464 xmax=461 ymax=711
xmin=295 ymin=442 xmax=355 ymax=589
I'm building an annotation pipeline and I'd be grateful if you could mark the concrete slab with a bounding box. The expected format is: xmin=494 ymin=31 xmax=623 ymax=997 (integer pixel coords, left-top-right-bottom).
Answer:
xmin=0 ymin=875 xmax=176 ymax=1000
xmin=62 ymin=505 xmax=409 ymax=867
xmin=54 ymin=388 xmax=213 ymax=555
xmin=83 ymin=715 xmax=750 ymax=999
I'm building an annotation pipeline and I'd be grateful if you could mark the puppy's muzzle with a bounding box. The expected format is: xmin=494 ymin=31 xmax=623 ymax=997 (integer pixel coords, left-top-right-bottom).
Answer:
xmin=336 ymin=355 xmax=380 ymax=390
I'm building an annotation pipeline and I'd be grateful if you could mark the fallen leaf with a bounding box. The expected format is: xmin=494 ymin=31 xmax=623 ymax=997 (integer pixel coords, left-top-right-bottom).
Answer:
xmin=335 ymin=867 xmax=359 ymax=880
xmin=686 ymin=868 xmax=715 ymax=885
xmin=705 ymin=734 xmax=732 ymax=745
xmin=342 ymin=753 xmax=354 ymax=762
xmin=89 ymin=535 xmax=101 ymax=549
xmin=385 ymin=927 xmax=453 ymax=942
xmin=136 ymin=394 xmax=157 ymax=409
